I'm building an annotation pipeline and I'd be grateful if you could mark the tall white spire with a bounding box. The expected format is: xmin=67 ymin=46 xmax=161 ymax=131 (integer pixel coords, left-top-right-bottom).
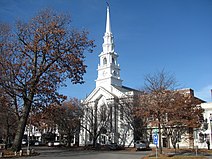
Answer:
xmin=106 ymin=5 xmax=111 ymax=33
xmin=96 ymin=4 xmax=122 ymax=88
xmin=102 ymin=4 xmax=114 ymax=53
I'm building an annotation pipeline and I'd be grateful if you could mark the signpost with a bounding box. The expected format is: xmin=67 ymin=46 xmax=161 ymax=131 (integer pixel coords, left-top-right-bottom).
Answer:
xmin=153 ymin=134 xmax=158 ymax=145
xmin=153 ymin=134 xmax=158 ymax=159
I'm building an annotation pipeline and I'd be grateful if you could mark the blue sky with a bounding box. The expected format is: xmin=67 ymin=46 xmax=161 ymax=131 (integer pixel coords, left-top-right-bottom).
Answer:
xmin=0 ymin=0 xmax=211 ymax=102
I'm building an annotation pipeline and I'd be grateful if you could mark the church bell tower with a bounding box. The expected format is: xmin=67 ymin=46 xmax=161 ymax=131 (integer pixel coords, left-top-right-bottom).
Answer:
xmin=96 ymin=5 xmax=122 ymax=88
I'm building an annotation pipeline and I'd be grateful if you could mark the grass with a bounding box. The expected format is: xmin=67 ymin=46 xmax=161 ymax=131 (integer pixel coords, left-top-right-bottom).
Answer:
xmin=148 ymin=157 xmax=207 ymax=159
xmin=143 ymin=154 xmax=207 ymax=159
xmin=141 ymin=148 xmax=212 ymax=159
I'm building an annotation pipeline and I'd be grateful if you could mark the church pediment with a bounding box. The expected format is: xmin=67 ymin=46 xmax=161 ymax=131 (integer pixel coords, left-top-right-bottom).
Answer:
xmin=83 ymin=86 xmax=116 ymax=104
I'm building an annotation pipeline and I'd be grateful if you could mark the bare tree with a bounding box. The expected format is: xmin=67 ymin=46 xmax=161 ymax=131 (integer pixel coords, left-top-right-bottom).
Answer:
xmin=52 ymin=98 xmax=82 ymax=147
xmin=0 ymin=9 xmax=94 ymax=151
xmin=115 ymin=95 xmax=148 ymax=147
xmin=81 ymin=101 xmax=111 ymax=148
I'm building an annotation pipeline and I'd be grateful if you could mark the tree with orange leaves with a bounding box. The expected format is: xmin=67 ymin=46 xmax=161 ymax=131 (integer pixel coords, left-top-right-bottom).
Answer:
xmin=0 ymin=9 xmax=94 ymax=151
xmin=165 ymin=91 xmax=204 ymax=149
xmin=136 ymin=70 xmax=204 ymax=153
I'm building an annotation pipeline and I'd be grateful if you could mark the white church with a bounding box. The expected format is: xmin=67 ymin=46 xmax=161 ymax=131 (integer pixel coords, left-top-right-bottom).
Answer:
xmin=79 ymin=5 xmax=140 ymax=147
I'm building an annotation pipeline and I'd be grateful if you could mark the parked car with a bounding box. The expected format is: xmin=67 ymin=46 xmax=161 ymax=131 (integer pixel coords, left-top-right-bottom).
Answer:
xmin=47 ymin=141 xmax=61 ymax=147
xmin=135 ymin=140 xmax=147 ymax=150
xmin=53 ymin=141 xmax=61 ymax=147
xmin=34 ymin=140 xmax=40 ymax=146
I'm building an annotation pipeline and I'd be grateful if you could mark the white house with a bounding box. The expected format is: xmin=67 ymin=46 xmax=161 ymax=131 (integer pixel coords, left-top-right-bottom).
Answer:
xmin=194 ymin=102 xmax=212 ymax=149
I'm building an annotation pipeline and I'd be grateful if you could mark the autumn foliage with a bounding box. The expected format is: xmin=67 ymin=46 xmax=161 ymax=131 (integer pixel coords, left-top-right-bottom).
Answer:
xmin=0 ymin=9 xmax=94 ymax=151
xmin=135 ymin=70 xmax=204 ymax=153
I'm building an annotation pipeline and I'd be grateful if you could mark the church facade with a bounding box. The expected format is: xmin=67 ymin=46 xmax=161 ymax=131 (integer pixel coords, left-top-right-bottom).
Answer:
xmin=79 ymin=5 xmax=139 ymax=147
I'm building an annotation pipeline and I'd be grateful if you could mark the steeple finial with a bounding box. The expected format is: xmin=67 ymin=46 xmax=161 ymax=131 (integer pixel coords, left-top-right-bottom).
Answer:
xmin=106 ymin=2 xmax=111 ymax=33
xmin=106 ymin=1 xmax=109 ymax=7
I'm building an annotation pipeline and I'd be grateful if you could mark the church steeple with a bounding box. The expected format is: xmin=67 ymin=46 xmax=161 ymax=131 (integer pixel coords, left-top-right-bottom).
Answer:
xmin=106 ymin=5 xmax=111 ymax=34
xmin=96 ymin=4 xmax=122 ymax=88
xmin=102 ymin=4 xmax=114 ymax=54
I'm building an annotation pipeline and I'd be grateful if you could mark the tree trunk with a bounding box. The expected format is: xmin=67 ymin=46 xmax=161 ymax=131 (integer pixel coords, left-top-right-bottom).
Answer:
xmin=188 ymin=128 xmax=194 ymax=149
xmin=67 ymin=132 xmax=71 ymax=147
xmin=158 ymin=122 xmax=162 ymax=154
xmin=12 ymin=99 xmax=31 ymax=151
xmin=93 ymin=102 xmax=98 ymax=148
xmin=5 ymin=117 xmax=9 ymax=149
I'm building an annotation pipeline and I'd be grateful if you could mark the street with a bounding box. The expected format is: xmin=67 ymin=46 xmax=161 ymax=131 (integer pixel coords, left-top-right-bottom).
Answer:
xmin=18 ymin=146 xmax=150 ymax=159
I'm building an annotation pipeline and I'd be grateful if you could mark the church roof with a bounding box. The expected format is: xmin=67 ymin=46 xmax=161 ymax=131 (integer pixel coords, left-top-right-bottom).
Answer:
xmin=112 ymin=84 xmax=140 ymax=93
xmin=83 ymin=86 xmax=116 ymax=104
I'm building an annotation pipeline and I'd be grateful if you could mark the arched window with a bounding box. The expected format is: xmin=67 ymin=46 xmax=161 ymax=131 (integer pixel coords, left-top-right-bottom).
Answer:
xmin=113 ymin=70 xmax=117 ymax=76
xmin=112 ymin=57 xmax=115 ymax=64
xmin=103 ymin=57 xmax=107 ymax=65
